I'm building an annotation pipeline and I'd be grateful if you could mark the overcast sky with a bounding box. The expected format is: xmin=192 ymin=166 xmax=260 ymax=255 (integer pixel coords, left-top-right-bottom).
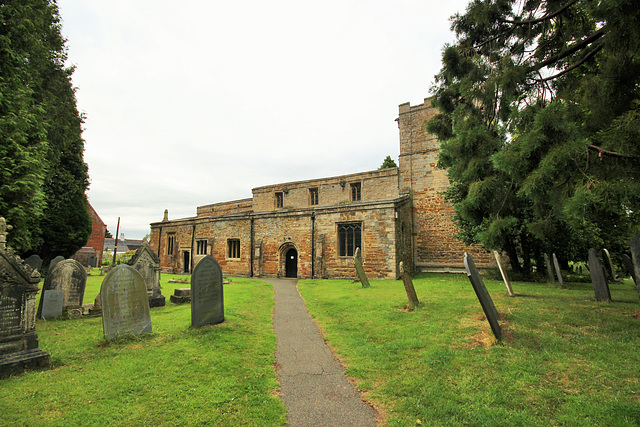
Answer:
xmin=56 ymin=0 xmax=469 ymax=240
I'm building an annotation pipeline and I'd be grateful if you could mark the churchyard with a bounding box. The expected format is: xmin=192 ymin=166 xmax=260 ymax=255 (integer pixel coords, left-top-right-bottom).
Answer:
xmin=1 ymin=268 xmax=639 ymax=425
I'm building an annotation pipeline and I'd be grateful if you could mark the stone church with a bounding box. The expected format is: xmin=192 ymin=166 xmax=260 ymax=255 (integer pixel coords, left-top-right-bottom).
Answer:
xmin=149 ymin=99 xmax=492 ymax=280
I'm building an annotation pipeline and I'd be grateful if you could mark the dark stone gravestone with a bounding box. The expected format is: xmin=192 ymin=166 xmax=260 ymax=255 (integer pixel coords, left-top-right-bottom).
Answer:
xmin=101 ymin=264 xmax=152 ymax=339
xmin=552 ymin=253 xmax=565 ymax=288
xmin=38 ymin=259 xmax=87 ymax=318
xmin=0 ymin=219 xmax=50 ymax=377
xmin=48 ymin=256 xmax=65 ymax=274
xmin=464 ymin=253 xmax=501 ymax=341
xmin=493 ymin=250 xmax=514 ymax=297
xmin=128 ymin=242 xmax=165 ymax=308
xmin=622 ymin=254 xmax=638 ymax=287
xmin=588 ymin=248 xmax=611 ymax=302
xmin=399 ymin=262 xmax=419 ymax=307
xmin=170 ymin=288 xmax=191 ymax=304
xmin=191 ymin=255 xmax=224 ymax=328
xmin=602 ymin=249 xmax=618 ymax=282
xmin=543 ymin=253 xmax=556 ymax=284
xmin=353 ymin=247 xmax=370 ymax=289
xmin=40 ymin=290 xmax=65 ymax=320
xmin=87 ymin=255 xmax=97 ymax=268
xmin=629 ymin=233 xmax=640 ymax=305
xmin=24 ymin=255 xmax=43 ymax=273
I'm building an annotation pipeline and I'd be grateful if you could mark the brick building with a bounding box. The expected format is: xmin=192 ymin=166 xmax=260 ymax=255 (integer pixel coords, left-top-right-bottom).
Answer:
xmin=72 ymin=203 xmax=107 ymax=267
xmin=149 ymin=99 xmax=492 ymax=279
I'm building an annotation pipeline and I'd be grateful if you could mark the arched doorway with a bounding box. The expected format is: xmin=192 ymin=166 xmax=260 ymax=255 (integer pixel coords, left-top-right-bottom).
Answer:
xmin=285 ymin=248 xmax=298 ymax=278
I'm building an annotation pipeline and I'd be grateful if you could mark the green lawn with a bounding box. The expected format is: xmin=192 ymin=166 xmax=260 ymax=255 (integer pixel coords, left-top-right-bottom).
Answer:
xmin=298 ymin=274 xmax=640 ymax=426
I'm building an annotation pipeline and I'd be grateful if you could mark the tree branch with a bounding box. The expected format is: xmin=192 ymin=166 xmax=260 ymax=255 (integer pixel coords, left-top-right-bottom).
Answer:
xmin=537 ymin=41 xmax=604 ymax=81
xmin=501 ymin=0 xmax=578 ymax=25
xmin=530 ymin=28 xmax=606 ymax=72
xmin=588 ymin=144 xmax=638 ymax=159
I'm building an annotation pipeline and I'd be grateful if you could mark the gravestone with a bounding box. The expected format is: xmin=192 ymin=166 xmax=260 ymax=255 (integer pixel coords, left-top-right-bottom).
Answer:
xmin=0 ymin=219 xmax=50 ymax=377
xmin=493 ymin=250 xmax=514 ymax=297
xmin=622 ymin=254 xmax=638 ymax=286
xmin=543 ymin=253 xmax=556 ymax=284
xmin=399 ymin=262 xmax=419 ymax=306
xmin=464 ymin=253 xmax=501 ymax=341
xmin=588 ymin=248 xmax=611 ymax=302
xmin=170 ymin=288 xmax=191 ymax=304
xmin=629 ymin=233 xmax=640 ymax=305
xmin=353 ymin=247 xmax=370 ymax=289
xmin=191 ymin=255 xmax=224 ymax=328
xmin=40 ymin=290 xmax=65 ymax=320
xmin=24 ymin=255 xmax=43 ymax=272
xmin=128 ymin=242 xmax=165 ymax=308
xmin=48 ymin=256 xmax=65 ymax=274
xmin=101 ymin=264 xmax=152 ymax=339
xmin=602 ymin=249 xmax=619 ymax=282
xmin=38 ymin=259 xmax=87 ymax=318
xmin=87 ymin=255 xmax=97 ymax=268
xmin=552 ymin=253 xmax=565 ymax=288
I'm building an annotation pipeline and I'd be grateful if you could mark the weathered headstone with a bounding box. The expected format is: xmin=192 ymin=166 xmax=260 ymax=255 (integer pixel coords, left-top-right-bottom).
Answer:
xmin=588 ymin=248 xmax=611 ymax=302
xmin=48 ymin=255 xmax=65 ymax=274
xmin=38 ymin=259 xmax=87 ymax=318
xmin=101 ymin=264 xmax=152 ymax=339
xmin=191 ymin=255 xmax=224 ymax=328
xmin=552 ymin=253 xmax=565 ymax=288
xmin=0 ymin=218 xmax=50 ymax=377
xmin=629 ymin=233 xmax=640 ymax=305
xmin=493 ymin=250 xmax=514 ymax=297
xmin=24 ymin=255 xmax=43 ymax=272
xmin=602 ymin=249 xmax=619 ymax=282
xmin=353 ymin=247 xmax=370 ymax=289
xmin=40 ymin=290 xmax=65 ymax=320
xmin=170 ymin=288 xmax=191 ymax=304
xmin=464 ymin=252 xmax=501 ymax=341
xmin=622 ymin=254 xmax=638 ymax=287
xmin=128 ymin=242 xmax=165 ymax=308
xmin=87 ymin=255 xmax=97 ymax=268
xmin=399 ymin=262 xmax=419 ymax=306
xmin=543 ymin=253 xmax=556 ymax=284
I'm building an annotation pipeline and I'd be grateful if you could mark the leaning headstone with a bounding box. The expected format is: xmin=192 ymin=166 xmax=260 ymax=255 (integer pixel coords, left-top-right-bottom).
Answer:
xmin=622 ymin=254 xmax=638 ymax=286
xmin=399 ymin=262 xmax=419 ymax=307
xmin=38 ymin=259 xmax=87 ymax=318
xmin=40 ymin=290 xmax=65 ymax=320
xmin=24 ymin=255 xmax=43 ymax=272
xmin=128 ymin=242 xmax=165 ymax=308
xmin=493 ymin=251 xmax=514 ymax=297
xmin=0 ymin=219 xmax=50 ymax=377
xmin=552 ymin=253 xmax=565 ymax=288
xmin=48 ymin=255 xmax=65 ymax=274
xmin=464 ymin=252 xmax=501 ymax=341
xmin=353 ymin=247 xmax=370 ymax=289
xmin=602 ymin=249 xmax=619 ymax=282
xmin=543 ymin=253 xmax=556 ymax=284
xmin=629 ymin=233 xmax=640 ymax=305
xmin=588 ymin=248 xmax=611 ymax=302
xmin=191 ymin=255 xmax=224 ymax=328
xmin=101 ymin=264 xmax=152 ymax=339
xmin=170 ymin=288 xmax=191 ymax=304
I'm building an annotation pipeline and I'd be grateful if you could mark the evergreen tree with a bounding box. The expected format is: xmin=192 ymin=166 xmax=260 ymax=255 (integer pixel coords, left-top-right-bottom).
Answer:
xmin=428 ymin=0 xmax=640 ymax=274
xmin=379 ymin=155 xmax=398 ymax=169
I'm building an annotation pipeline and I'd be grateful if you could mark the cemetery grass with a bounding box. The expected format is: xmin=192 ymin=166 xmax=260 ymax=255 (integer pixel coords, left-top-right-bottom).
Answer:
xmin=298 ymin=274 xmax=640 ymax=426
xmin=0 ymin=273 xmax=286 ymax=426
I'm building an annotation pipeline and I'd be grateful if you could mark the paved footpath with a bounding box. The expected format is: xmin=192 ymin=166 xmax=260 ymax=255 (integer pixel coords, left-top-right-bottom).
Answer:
xmin=267 ymin=278 xmax=377 ymax=427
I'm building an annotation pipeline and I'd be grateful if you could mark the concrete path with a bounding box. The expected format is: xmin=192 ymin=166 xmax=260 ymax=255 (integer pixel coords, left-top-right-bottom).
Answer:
xmin=267 ymin=278 xmax=377 ymax=427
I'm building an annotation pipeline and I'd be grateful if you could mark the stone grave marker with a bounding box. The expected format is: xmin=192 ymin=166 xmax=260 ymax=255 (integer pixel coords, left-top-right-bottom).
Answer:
xmin=40 ymin=290 xmax=65 ymax=320
xmin=464 ymin=252 xmax=501 ymax=341
xmin=128 ymin=242 xmax=165 ymax=308
xmin=588 ymin=248 xmax=611 ymax=302
xmin=399 ymin=261 xmax=419 ymax=306
xmin=552 ymin=253 xmax=565 ymax=288
xmin=602 ymin=249 xmax=619 ymax=282
xmin=0 ymin=219 xmax=50 ymax=377
xmin=38 ymin=259 xmax=87 ymax=318
xmin=493 ymin=250 xmax=514 ymax=297
xmin=48 ymin=255 xmax=65 ymax=274
xmin=24 ymin=255 xmax=43 ymax=272
xmin=191 ymin=255 xmax=224 ymax=328
xmin=170 ymin=288 xmax=191 ymax=304
xmin=629 ymin=233 xmax=640 ymax=305
xmin=87 ymin=255 xmax=97 ymax=268
xmin=622 ymin=254 xmax=638 ymax=286
xmin=353 ymin=247 xmax=370 ymax=289
xmin=543 ymin=253 xmax=556 ymax=284
xmin=101 ymin=264 xmax=152 ymax=339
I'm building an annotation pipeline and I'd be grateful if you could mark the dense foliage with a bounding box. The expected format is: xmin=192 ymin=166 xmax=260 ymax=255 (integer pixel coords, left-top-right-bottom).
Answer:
xmin=428 ymin=0 xmax=640 ymax=274
xmin=379 ymin=155 xmax=398 ymax=169
xmin=0 ymin=0 xmax=91 ymax=261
